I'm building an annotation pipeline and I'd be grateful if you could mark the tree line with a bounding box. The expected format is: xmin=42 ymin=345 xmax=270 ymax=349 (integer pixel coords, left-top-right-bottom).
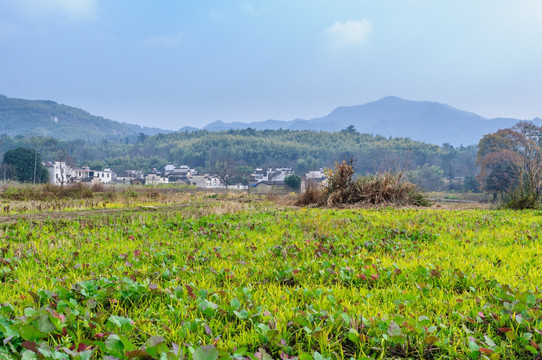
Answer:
xmin=3 ymin=123 xmax=541 ymax=206
xmin=1 ymin=128 xmax=479 ymax=190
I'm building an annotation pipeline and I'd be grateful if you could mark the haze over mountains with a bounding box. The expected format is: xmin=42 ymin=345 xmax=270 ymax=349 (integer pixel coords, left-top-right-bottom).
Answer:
xmin=198 ymin=97 xmax=541 ymax=146
xmin=1 ymin=94 xmax=539 ymax=146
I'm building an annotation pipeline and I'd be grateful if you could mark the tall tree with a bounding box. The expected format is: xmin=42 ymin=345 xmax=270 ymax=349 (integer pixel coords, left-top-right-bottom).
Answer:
xmin=477 ymin=122 xmax=542 ymax=202
xmin=512 ymin=122 xmax=542 ymax=198
xmin=3 ymin=147 xmax=49 ymax=183
xmin=477 ymin=150 xmax=521 ymax=200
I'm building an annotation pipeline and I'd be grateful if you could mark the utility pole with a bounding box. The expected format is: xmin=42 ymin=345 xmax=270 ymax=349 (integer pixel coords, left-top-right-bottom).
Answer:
xmin=33 ymin=149 xmax=37 ymax=184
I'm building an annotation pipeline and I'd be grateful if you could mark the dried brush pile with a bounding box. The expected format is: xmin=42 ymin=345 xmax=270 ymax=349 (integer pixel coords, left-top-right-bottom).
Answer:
xmin=297 ymin=158 xmax=430 ymax=207
xmin=346 ymin=171 xmax=429 ymax=206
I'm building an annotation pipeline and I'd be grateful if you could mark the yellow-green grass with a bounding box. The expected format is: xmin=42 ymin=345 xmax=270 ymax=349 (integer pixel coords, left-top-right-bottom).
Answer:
xmin=0 ymin=187 xmax=255 ymax=216
xmin=1 ymin=206 xmax=542 ymax=359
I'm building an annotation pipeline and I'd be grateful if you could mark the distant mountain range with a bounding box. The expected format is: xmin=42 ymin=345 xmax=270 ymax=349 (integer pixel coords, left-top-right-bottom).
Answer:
xmin=199 ymin=96 xmax=541 ymax=146
xmin=2 ymin=94 xmax=540 ymax=146
xmin=0 ymin=94 xmax=172 ymax=142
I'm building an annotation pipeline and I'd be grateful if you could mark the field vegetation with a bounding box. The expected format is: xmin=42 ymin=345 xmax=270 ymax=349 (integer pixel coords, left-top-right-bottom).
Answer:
xmin=0 ymin=184 xmax=541 ymax=359
xmin=0 ymin=183 xmax=211 ymax=216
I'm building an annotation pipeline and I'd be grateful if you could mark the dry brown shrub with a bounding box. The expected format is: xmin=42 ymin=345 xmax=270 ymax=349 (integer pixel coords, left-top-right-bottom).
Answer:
xmin=91 ymin=182 xmax=105 ymax=192
xmin=297 ymin=159 xmax=429 ymax=208
xmin=349 ymin=171 xmax=429 ymax=206
xmin=295 ymin=180 xmax=324 ymax=206
xmin=145 ymin=188 xmax=164 ymax=201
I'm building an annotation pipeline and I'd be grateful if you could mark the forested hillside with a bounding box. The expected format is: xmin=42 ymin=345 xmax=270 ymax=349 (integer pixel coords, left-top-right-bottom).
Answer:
xmin=0 ymin=95 xmax=171 ymax=142
xmin=0 ymin=129 xmax=478 ymax=191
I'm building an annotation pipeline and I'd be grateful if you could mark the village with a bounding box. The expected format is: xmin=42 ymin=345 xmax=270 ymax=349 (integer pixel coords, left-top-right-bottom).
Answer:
xmin=44 ymin=161 xmax=326 ymax=193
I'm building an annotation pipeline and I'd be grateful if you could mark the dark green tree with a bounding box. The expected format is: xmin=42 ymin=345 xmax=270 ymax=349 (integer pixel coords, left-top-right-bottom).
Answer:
xmin=342 ymin=125 xmax=357 ymax=134
xmin=463 ymin=175 xmax=479 ymax=193
xmin=3 ymin=147 xmax=49 ymax=183
xmin=137 ymin=133 xmax=148 ymax=143
xmin=230 ymin=166 xmax=254 ymax=185
xmin=284 ymin=174 xmax=302 ymax=192
xmin=409 ymin=164 xmax=444 ymax=191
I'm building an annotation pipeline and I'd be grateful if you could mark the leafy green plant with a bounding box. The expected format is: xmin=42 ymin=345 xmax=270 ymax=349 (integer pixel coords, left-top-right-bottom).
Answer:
xmin=1 ymin=202 xmax=542 ymax=358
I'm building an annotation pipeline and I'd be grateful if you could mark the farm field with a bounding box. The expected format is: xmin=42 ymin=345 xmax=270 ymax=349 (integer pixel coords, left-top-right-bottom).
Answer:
xmin=1 ymin=196 xmax=542 ymax=359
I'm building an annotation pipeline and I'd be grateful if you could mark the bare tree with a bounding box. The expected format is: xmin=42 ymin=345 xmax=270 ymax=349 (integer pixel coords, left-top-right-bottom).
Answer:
xmin=211 ymin=156 xmax=235 ymax=189
xmin=55 ymin=163 xmax=67 ymax=187
xmin=513 ymin=122 xmax=542 ymax=198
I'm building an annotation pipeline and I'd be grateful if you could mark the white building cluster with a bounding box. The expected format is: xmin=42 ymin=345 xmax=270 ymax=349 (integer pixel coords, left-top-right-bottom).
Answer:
xmin=44 ymin=162 xmax=327 ymax=191
xmin=46 ymin=162 xmax=114 ymax=185
xmin=44 ymin=162 xmax=231 ymax=189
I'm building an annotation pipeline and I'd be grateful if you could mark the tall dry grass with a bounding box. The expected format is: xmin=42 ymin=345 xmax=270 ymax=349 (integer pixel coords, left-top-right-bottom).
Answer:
xmin=1 ymin=182 xmax=94 ymax=201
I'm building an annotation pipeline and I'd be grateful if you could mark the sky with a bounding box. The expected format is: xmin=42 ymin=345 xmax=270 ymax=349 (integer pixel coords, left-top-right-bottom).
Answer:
xmin=1 ymin=0 xmax=542 ymax=130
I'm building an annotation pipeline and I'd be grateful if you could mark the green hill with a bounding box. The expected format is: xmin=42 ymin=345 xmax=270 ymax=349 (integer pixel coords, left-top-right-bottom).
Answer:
xmin=0 ymin=95 xmax=172 ymax=142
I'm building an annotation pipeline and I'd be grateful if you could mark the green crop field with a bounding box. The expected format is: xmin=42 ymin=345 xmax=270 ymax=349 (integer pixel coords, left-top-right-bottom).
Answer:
xmin=1 ymin=198 xmax=542 ymax=359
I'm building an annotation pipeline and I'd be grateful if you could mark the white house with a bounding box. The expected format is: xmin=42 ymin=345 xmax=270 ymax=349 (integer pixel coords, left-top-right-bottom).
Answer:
xmin=94 ymin=168 xmax=115 ymax=184
xmin=207 ymin=176 xmax=223 ymax=188
xmin=145 ymin=173 xmax=169 ymax=185
xmin=116 ymin=170 xmax=144 ymax=184
xmin=250 ymin=167 xmax=293 ymax=184
xmin=73 ymin=167 xmax=92 ymax=180
xmin=46 ymin=162 xmax=74 ymax=185
xmin=251 ymin=168 xmax=267 ymax=182
xmin=306 ymin=169 xmax=326 ymax=180
xmin=301 ymin=169 xmax=328 ymax=193
xmin=267 ymin=167 xmax=293 ymax=182
xmin=190 ymin=174 xmax=224 ymax=188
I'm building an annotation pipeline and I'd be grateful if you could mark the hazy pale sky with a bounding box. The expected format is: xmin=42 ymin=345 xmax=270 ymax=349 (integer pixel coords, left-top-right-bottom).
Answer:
xmin=1 ymin=0 xmax=542 ymax=129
